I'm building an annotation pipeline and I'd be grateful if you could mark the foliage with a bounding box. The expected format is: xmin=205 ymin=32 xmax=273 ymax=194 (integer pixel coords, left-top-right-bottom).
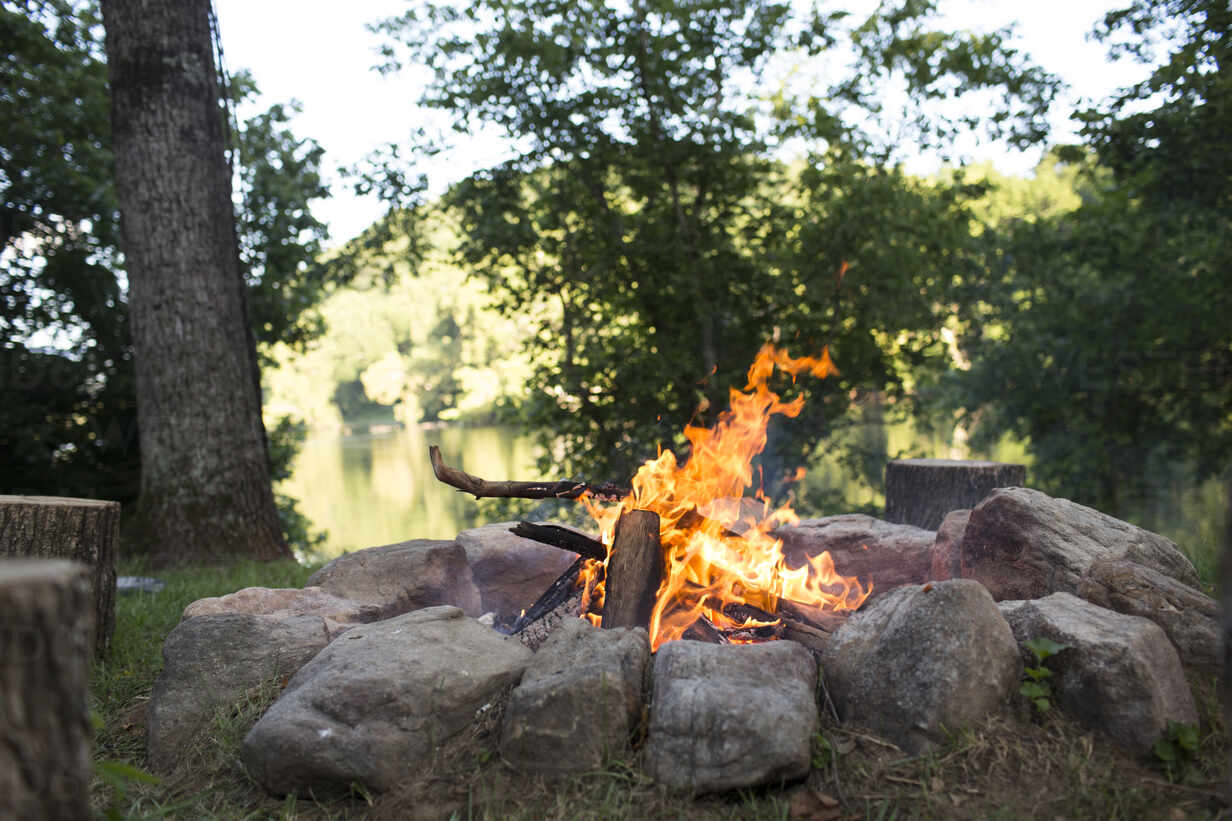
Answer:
xmin=950 ymin=0 xmax=1232 ymax=515
xmin=1019 ymin=636 xmax=1070 ymax=714
xmin=1 ymin=0 xmax=332 ymax=551
xmin=263 ymin=210 xmax=536 ymax=431
xmin=1153 ymin=719 xmax=1201 ymax=782
xmin=370 ymin=0 xmax=1060 ymax=487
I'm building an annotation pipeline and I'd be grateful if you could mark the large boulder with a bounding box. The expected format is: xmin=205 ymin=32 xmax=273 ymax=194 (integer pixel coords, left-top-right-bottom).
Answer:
xmin=457 ymin=522 xmax=581 ymax=622
xmin=242 ymin=606 xmax=532 ymax=796
xmin=645 ymin=640 xmax=817 ymax=793
xmin=999 ymin=593 xmax=1197 ymax=752
xmin=306 ymin=539 xmax=482 ymax=618
xmin=961 ymin=487 xmax=1199 ymax=601
xmin=777 ymin=514 xmax=935 ymax=599
xmin=500 ymin=619 xmax=649 ymax=774
xmin=147 ymin=613 xmax=337 ymax=772
xmin=182 ymin=586 xmax=382 ymax=631
xmin=928 ymin=509 xmax=971 ymax=582
xmin=1077 ymin=558 xmax=1219 ymax=669
xmin=821 ymin=580 xmax=1020 ymax=753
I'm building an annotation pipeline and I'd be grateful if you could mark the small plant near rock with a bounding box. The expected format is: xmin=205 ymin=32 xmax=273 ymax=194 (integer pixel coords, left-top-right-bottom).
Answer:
xmin=1019 ymin=636 xmax=1070 ymax=713
xmin=1153 ymin=720 xmax=1200 ymax=782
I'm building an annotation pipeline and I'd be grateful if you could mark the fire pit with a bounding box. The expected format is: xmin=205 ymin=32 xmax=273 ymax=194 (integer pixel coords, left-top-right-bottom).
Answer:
xmin=429 ymin=343 xmax=871 ymax=651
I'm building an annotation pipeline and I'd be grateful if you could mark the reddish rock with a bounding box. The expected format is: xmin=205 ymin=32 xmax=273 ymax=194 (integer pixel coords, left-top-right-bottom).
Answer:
xmin=961 ymin=488 xmax=1199 ymax=601
xmin=776 ymin=514 xmax=935 ymax=599
xmin=928 ymin=509 xmax=971 ymax=582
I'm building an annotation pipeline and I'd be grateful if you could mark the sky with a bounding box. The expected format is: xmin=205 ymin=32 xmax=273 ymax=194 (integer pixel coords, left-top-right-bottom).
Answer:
xmin=214 ymin=0 xmax=1148 ymax=246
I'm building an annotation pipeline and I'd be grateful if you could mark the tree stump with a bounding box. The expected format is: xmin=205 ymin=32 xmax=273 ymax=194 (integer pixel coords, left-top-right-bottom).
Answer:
xmin=0 ymin=495 xmax=120 ymax=656
xmin=884 ymin=459 xmax=1026 ymax=531
xmin=601 ymin=509 xmax=662 ymax=630
xmin=0 ymin=560 xmax=94 ymax=820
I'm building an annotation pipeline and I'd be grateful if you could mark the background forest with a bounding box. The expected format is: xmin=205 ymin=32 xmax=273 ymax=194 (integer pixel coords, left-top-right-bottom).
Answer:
xmin=3 ymin=0 xmax=1228 ymax=570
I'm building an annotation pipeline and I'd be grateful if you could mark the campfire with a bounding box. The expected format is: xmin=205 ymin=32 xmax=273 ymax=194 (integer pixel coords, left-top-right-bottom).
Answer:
xmin=429 ymin=344 xmax=871 ymax=650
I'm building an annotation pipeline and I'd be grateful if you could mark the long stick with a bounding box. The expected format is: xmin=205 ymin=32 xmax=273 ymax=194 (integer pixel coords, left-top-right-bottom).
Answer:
xmin=429 ymin=446 xmax=628 ymax=500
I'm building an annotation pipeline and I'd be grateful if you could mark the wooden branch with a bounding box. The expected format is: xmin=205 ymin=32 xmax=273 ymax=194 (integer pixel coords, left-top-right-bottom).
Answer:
xmin=429 ymin=446 xmax=628 ymax=501
xmin=601 ymin=509 xmax=662 ymax=630
xmin=510 ymin=522 xmax=607 ymax=562
xmin=778 ymin=599 xmax=850 ymax=634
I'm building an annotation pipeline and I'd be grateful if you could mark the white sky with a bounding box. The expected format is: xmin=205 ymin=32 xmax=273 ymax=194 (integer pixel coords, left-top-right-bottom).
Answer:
xmin=214 ymin=0 xmax=1145 ymax=246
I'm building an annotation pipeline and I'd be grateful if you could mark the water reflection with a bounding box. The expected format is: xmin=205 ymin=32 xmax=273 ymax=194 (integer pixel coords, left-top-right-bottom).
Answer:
xmin=281 ymin=425 xmax=538 ymax=559
xmin=284 ymin=422 xmax=1225 ymax=578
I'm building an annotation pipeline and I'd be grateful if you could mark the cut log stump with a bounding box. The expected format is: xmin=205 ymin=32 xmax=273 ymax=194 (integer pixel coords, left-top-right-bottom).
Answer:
xmin=884 ymin=459 xmax=1026 ymax=531
xmin=0 ymin=559 xmax=94 ymax=820
xmin=601 ymin=509 xmax=661 ymax=631
xmin=0 ymin=495 xmax=120 ymax=656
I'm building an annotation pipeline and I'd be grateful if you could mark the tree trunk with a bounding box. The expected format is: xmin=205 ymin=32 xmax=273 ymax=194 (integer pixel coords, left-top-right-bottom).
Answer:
xmin=1220 ymin=472 xmax=1232 ymax=799
xmin=884 ymin=458 xmax=1026 ymax=531
xmin=0 ymin=560 xmax=94 ymax=820
xmin=100 ymin=0 xmax=290 ymax=564
xmin=0 ymin=495 xmax=118 ymax=656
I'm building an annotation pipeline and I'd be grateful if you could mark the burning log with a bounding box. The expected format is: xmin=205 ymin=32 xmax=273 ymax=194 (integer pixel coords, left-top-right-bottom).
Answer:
xmin=509 ymin=522 xmax=606 ymax=562
xmin=510 ymin=557 xmax=585 ymax=634
xmin=600 ymin=510 xmax=662 ymax=630
xmin=429 ymin=446 xmax=627 ymax=501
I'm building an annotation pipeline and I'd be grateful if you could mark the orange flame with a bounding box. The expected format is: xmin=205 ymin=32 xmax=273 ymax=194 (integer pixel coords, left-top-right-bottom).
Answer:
xmin=585 ymin=343 xmax=870 ymax=650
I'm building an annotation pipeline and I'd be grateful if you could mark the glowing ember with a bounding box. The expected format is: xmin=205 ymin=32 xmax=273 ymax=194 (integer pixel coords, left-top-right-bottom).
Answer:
xmin=584 ymin=344 xmax=871 ymax=650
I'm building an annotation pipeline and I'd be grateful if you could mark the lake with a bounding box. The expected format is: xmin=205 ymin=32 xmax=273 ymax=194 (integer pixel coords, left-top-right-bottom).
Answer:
xmin=281 ymin=423 xmax=1226 ymax=577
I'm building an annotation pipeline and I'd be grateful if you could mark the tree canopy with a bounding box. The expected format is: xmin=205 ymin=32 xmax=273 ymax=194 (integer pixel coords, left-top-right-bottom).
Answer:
xmin=370 ymin=0 xmax=1061 ymax=487
xmin=950 ymin=0 xmax=1231 ymax=513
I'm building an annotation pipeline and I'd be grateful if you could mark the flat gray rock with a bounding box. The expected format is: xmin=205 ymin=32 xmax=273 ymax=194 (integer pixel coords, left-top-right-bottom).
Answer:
xmin=242 ymin=606 xmax=532 ymax=795
xmin=1077 ymin=558 xmax=1219 ymax=669
xmin=777 ymin=514 xmax=935 ymax=600
xmin=500 ymin=619 xmax=649 ymax=774
xmin=645 ymin=640 xmax=817 ymax=793
xmin=147 ymin=613 xmax=336 ymax=772
xmin=999 ymin=593 xmax=1197 ymax=752
xmin=457 ymin=522 xmax=581 ymax=622
xmin=962 ymin=487 xmax=1199 ymax=600
xmin=306 ymin=538 xmax=482 ymax=618
xmin=182 ymin=585 xmax=383 ymax=629
xmin=822 ymin=580 xmax=1020 ymax=753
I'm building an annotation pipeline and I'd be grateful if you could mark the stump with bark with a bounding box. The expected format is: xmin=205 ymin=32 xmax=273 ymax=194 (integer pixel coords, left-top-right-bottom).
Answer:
xmin=0 ymin=495 xmax=119 ymax=656
xmin=884 ymin=459 xmax=1026 ymax=531
xmin=0 ymin=560 xmax=94 ymax=820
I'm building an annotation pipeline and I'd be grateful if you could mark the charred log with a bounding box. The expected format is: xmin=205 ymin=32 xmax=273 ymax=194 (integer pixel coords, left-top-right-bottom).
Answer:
xmin=510 ymin=522 xmax=607 ymax=562
xmin=511 ymin=557 xmax=587 ymax=634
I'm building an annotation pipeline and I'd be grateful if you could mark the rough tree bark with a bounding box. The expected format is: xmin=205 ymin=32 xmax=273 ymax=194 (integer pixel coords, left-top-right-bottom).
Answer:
xmin=601 ymin=509 xmax=662 ymax=630
xmin=100 ymin=0 xmax=290 ymax=564
xmin=1221 ymin=473 xmax=1232 ymax=798
xmin=0 ymin=560 xmax=94 ymax=820
xmin=884 ymin=458 xmax=1026 ymax=531
xmin=0 ymin=496 xmax=118 ymax=656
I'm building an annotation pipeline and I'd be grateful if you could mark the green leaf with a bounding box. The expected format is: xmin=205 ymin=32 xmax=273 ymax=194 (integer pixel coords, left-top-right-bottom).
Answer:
xmin=1024 ymin=665 xmax=1053 ymax=681
xmin=1170 ymin=721 xmax=1199 ymax=753
xmin=1153 ymin=739 xmax=1177 ymax=763
xmin=94 ymin=759 xmax=161 ymax=788
xmin=1023 ymin=637 xmax=1071 ymax=662
xmin=1019 ymin=681 xmax=1048 ymax=699
xmin=1033 ymin=698 xmax=1051 ymax=712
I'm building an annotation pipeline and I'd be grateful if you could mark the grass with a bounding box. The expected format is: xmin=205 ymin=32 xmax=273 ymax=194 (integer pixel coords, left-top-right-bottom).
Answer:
xmin=90 ymin=557 xmax=1230 ymax=820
